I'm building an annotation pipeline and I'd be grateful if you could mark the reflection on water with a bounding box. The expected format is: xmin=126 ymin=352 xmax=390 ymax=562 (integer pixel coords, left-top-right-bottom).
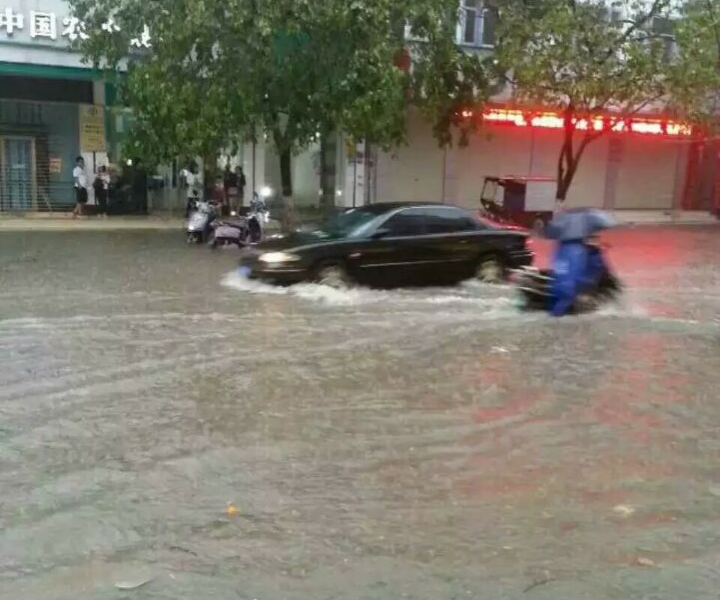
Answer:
xmin=1 ymin=227 xmax=720 ymax=599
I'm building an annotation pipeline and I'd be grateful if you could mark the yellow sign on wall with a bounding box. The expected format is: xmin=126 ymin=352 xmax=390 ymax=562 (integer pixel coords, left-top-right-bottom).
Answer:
xmin=79 ymin=105 xmax=106 ymax=153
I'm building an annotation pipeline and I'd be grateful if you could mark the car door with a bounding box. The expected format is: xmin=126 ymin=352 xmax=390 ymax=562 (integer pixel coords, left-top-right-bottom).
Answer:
xmin=354 ymin=208 xmax=430 ymax=286
xmin=419 ymin=207 xmax=487 ymax=282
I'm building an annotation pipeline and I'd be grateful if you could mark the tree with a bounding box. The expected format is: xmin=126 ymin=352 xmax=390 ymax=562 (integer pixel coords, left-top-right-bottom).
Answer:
xmin=69 ymin=0 xmax=493 ymax=228
xmin=492 ymin=0 xmax=719 ymax=204
xmin=669 ymin=0 xmax=720 ymax=128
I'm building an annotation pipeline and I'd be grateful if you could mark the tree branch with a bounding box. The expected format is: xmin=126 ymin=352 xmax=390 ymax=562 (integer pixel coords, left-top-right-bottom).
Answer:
xmin=704 ymin=0 xmax=720 ymax=70
xmin=597 ymin=0 xmax=670 ymax=65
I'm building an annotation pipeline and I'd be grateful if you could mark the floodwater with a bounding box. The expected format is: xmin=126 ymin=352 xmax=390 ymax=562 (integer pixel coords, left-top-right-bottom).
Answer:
xmin=1 ymin=226 xmax=720 ymax=600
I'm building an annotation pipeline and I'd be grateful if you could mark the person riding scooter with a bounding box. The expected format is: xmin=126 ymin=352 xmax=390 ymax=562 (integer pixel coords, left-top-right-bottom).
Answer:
xmin=548 ymin=235 xmax=611 ymax=316
xmin=544 ymin=209 xmax=617 ymax=317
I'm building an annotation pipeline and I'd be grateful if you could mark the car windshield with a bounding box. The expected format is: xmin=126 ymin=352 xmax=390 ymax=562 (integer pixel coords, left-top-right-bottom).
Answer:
xmin=312 ymin=207 xmax=386 ymax=239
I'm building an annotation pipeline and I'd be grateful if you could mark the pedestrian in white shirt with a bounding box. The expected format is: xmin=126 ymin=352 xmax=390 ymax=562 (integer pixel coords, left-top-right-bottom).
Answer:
xmin=72 ymin=156 xmax=88 ymax=218
xmin=180 ymin=163 xmax=203 ymax=217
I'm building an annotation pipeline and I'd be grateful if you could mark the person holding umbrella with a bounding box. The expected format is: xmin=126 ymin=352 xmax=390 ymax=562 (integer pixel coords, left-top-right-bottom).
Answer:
xmin=544 ymin=208 xmax=616 ymax=316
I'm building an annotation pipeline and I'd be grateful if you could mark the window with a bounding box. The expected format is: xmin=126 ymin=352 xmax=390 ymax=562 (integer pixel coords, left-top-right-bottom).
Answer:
xmin=482 ymin=8 xmax=497 ymax=46
xmin=383 ymin=209 xmax=427 ymax=237
xmin=316 ymin=207 xmax=385 ymax=239
xmin=462 ymin=0 xmax=479 ymax=45
xmin=610 ymin=1 xmax=624 ymax=24
xmin=459 ymin=0 xmax=495 ymax=47
xmin=650 ymin=16 xmax=677 ymax=62
xmin=421 ymin=207 xmax=482 ymax=234
xmin=652 ymin=16 xmax=674 ymax=37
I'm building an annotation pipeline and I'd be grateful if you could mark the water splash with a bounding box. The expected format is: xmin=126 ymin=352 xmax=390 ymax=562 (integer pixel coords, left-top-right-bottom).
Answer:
xmin=221 ymin=270 xmax=523 ymax=311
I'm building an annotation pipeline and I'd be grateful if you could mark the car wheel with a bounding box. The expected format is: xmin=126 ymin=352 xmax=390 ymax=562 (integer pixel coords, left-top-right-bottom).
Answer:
xmin=475 ymin=255 xmax=505 ymax=283
xmin=186 ymin=233 xmax=197 ymax=244
xmin=315 ymin=262 xmax=350 ymax=288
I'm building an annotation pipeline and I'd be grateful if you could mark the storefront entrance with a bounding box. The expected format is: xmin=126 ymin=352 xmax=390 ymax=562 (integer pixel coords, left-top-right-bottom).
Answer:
xmin=0 ymin=136 xmax=35 ymax=211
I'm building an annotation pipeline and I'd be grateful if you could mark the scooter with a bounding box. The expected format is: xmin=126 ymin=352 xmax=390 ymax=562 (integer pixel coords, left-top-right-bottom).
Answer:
xmin=210 ymin=214 xmax=249 ymax=249
xmin=209 ymin=194 xmax=270 ymax=249
xmin=513 ymin=265 xmax=622 ymax=314
xmin=186 ymin=196 xmax=219 ymax=244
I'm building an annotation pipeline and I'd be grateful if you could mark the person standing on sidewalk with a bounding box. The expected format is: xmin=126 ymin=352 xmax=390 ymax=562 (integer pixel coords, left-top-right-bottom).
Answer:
xmin=93 ymin=166 xmax=110 ymax=218
xmin=181 ymin=162 xmax=202 ymax=218
xmin=223 ymin=164 xmax=238 ymax=213
xmin=235 ymin=166 xmax=246 ymax=212
xmin=72 ymin=157 xmax=88 ymax=218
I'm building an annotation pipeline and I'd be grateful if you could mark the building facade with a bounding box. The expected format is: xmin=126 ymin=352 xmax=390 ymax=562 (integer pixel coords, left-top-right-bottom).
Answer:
xmin=373 ymin=108 xmax=695 ymax=213
xmin=1 ymin=0 xmax=715 ymax=215
xmin=288 ymin=0 xmax=715 ymax=215
xmin=0 ymin=0 xmax=121 ymax=211
xmin=372 ymin=1 xmax=711 ymax=214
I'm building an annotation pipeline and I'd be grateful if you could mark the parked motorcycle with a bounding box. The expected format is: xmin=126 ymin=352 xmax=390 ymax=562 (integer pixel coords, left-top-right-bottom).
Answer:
xmin=209 ymin=194 xmax=271 ymax=249
xmin=210 ymin=214 xmax=248 ymax=249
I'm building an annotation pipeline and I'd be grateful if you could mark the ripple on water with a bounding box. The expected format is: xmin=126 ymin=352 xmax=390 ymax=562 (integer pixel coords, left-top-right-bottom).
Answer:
xmin=2 ymin=229 xmax=720 ymax=600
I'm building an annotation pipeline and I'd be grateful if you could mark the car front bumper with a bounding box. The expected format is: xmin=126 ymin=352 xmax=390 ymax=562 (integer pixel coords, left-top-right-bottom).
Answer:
xmin=238 ymin=253 xmax=310 ymax=285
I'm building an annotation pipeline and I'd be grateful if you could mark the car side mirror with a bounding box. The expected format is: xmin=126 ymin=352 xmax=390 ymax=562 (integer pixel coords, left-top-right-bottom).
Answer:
xmin=371 ymin=227 xmax=391 ymax=240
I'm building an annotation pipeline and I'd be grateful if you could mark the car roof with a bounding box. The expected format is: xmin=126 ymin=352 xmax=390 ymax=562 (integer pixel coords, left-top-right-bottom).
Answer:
xmin=342 ymin=203 xmax=526 ymax=233
xmin=349 ymin=202 xmax=461 ymax=214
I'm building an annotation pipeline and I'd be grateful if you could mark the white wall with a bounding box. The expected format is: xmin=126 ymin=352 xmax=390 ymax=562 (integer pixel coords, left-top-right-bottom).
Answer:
xmin=527 ymin=128 xmax=609 ymax=208
xmin=263 ymin=138 xmax=282 ymax=201
xmin=261 ymin=140 xmax=323 ymax=206
xmin=241 ymin=140 xmax=265 ymax=205
xmin=375 ymin=110 xmax=445 ymax=203
xmin=614 ymin=136 xmax=683 ymax=209
xmin=292 ymin=142 xmax=321 ymax=206
xmin=373 ymin=114 xmax=685 ymax=212
xmin=453 ymin=127 xmax=538 ymax=210
xmin=375 ymin=119 xmax=610 ymax=211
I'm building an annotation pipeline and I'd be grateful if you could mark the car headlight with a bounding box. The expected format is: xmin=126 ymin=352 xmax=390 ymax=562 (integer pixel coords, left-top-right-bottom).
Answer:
xmin=258 ymin=251 xmax=301 ymax=264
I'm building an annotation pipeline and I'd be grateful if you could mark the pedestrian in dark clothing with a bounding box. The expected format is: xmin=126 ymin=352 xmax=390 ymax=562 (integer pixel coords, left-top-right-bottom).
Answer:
xmin=235 ymin=166 xmax=247 ymax=211
xmin=222 ymin=164 xmax=237 ymax=215
xmin=93 ymin=166 xmax=110 ymax=217
xmin=223 ymin=164 xmax=237 ymax=202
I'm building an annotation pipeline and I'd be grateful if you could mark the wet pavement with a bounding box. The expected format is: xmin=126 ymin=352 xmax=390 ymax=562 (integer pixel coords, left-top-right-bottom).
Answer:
xmin=1 ymin=226 xmax=720 ymax=599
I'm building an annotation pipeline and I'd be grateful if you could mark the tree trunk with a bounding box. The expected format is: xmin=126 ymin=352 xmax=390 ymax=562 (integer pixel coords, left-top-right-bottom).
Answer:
xmin=555 ymin=127 xmax=593 ymax=209
xmin=555 ymin=146 xmax=569 ymax=203
xmin=279 ymin=146 xmax=295 ymax=232
xmin=555 ymin=151 xmax=580 ymax=206
xmin=319 ymin=132 xmax=336 ymax=218
xmin=556 ymin=108 xmax=575 ymax=205
xmin=203 ymin=152 xmax=218 ymax=200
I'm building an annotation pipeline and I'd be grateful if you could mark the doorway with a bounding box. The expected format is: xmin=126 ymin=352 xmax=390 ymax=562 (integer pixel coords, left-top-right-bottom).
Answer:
xmin=0 ymin=136 xmax=36 ymax=211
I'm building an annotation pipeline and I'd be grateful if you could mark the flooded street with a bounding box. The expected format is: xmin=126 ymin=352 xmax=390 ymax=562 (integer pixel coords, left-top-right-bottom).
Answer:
xmin=2 ymin=226 xmax=720 ymax=600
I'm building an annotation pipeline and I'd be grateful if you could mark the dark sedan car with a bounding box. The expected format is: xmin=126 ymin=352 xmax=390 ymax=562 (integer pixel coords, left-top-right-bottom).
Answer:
xmin=238 ymin=203 xmax=534 ymax=287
